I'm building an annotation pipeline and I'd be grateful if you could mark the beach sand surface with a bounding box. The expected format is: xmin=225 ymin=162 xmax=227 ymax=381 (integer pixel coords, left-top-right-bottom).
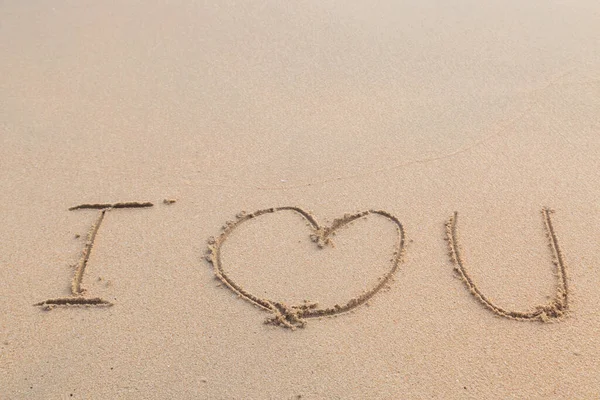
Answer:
xmin=1 ymin=1 xmax=600 ymax=398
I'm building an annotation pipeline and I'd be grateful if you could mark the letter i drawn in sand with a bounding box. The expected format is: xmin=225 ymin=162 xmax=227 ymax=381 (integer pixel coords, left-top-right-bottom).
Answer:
xmin=35 ymin=201 xmax=153 ymax=310
xmin=445 ymin=207 xmax=569 ymax=322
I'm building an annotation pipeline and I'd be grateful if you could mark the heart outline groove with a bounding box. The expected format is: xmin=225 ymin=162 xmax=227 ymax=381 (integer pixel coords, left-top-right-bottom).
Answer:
xmin=205 ymin=206 xmax=406 ymax=329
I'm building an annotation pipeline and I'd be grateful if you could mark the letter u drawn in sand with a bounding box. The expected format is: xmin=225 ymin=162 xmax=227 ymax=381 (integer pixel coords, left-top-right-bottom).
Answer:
xmin=445 ymin=207 xmax=568 ymax=322
xmin=206 ymin=207 xmax=406 ymax=330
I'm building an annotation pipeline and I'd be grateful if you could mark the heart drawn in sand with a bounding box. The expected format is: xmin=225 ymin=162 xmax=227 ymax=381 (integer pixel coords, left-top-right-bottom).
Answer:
xmin=205 ymin=207 xmax=406 ymax=329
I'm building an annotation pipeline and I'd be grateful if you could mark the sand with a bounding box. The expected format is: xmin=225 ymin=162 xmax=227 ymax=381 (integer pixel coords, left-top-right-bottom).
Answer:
xmin=1 ymin=1 xmax=600 ymax=398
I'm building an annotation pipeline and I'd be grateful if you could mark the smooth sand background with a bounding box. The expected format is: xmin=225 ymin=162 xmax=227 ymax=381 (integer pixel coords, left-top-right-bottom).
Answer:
xmin=1 ymin=1 xmax=600 ymax=398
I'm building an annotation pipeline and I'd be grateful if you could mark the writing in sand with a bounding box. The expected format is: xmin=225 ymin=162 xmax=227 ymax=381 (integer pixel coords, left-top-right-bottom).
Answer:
xmin=34 ymin=201 xmax=569 ymax=330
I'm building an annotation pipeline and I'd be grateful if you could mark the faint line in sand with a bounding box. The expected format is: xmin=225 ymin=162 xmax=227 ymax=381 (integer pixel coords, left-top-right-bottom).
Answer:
xmin=196 ymin=68 xmax=579 ymax=191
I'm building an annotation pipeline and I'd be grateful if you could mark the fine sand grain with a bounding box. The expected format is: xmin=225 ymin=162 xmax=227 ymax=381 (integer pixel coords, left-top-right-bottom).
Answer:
xmin=1 ymin=1 xmax=600 ymax=399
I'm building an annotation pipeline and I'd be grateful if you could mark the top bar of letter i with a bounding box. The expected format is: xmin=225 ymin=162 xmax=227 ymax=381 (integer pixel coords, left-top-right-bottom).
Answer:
xmin=35 ymin=202 xmax=154 ymax=309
